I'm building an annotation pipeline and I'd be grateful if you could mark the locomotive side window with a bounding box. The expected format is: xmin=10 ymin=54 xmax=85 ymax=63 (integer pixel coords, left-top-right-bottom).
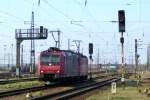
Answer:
xmin=40 ymin=55 xmax=60 ymax=65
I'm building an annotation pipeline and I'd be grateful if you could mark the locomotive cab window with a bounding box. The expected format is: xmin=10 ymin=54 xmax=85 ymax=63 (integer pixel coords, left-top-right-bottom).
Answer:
xmin=40 ymin=55 xmax=60 ymax=65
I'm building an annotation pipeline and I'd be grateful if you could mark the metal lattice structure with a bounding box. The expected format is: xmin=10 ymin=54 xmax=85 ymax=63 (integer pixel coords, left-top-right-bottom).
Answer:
xmin=15 ymin=27 xmax=48 ymax=76
xmin=15 ymin=28 xmax=48 ymax=40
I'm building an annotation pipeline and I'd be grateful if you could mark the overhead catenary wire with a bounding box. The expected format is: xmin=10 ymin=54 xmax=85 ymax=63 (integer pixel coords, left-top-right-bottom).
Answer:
xmin=71 ymin=0 xmax=112 ymax=59
xmin=38 ymin=0 xmax=89 ymax=43
xmin=73 ymin=0 xmax=108 ymax=43
xmin=74 ymin=0 xmax=120 ymax=62
xmin=0 ymin=10 xmax=25 ymax=22
xmin=24 ymin=0 xmax=74 ymax=45
xmin=0 ymin=1 xmax=39 ymax=30
xmin=43 ymin=0 xmax=74 ymax=20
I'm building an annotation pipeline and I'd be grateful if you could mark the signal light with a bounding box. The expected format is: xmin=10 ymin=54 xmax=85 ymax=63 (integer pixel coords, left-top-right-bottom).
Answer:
xmin=90 ymin=55 xmax=92 ymax=59
xmin=120 ymin=37 xmax=124 ymax=44
xmin=118 ymin=10 xmax=125 ymax=32
xmin=89 ymin=43 xmax=93 ymax=55
xmin=40 ymin=26 xmax=43 ymax=33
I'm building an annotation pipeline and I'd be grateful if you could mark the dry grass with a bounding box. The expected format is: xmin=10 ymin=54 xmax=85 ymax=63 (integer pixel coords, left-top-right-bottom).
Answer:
xmin=0 ymin=81 xmax=44 ymax=91
xmin=86 ymin=73 xmax=150 ymax=100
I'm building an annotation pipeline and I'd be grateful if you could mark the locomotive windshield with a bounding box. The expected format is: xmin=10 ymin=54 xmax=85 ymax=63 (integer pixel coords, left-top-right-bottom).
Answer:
xmin=40 ymin=55 xmax=60 ymax=65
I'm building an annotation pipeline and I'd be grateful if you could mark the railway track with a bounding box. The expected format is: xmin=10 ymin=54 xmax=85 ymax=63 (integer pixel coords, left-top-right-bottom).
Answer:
xmin=0 ymin=77 xmax=38 ymax=84
xmin=0 ymin=79 xmax=93 ymax=99
xmin=0 ymin=79 xmax=90 ymax=98
xmin=0 ymin=71 xmax=114 ymax=85
xmin=0 ymin=73 xmax=119 ymax=99
xmin=31 ymin=77 xmax=120 ymax=100
xmin=0 ymin=83 xmax=60 ymax=98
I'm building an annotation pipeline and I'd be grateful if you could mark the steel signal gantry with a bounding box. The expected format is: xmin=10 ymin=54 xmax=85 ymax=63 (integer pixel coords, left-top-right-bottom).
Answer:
xmin=15 ymin=26 xmax=48 ymax=77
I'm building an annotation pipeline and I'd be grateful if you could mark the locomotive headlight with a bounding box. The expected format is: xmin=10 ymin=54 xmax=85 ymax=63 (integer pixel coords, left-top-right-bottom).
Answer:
xmin=56 ymin=70 xmax=60 ymax=73
xmin=41 ymin=70 xmax=43 ymax=73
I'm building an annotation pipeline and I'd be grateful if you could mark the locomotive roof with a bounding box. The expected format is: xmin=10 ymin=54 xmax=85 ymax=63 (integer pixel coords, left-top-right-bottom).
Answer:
xmin=41 ymin=47 xmax=87 ymax=58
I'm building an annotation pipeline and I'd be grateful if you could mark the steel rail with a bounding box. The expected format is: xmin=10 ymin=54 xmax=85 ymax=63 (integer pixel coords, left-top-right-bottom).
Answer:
xmin=31 ymin=77 xmax=120 ymax=100
xmin=0 ymin=74 xmax=120 ymax=98
xmin=0 ymin=83 xmax=59 ymax=98
xmin=0 ymin=77 xmax=38 ymax=84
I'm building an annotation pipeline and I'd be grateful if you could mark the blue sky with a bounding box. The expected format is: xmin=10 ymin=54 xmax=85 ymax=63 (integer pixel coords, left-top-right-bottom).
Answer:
xmin=0 ymin=0 xmax=150 ymax=65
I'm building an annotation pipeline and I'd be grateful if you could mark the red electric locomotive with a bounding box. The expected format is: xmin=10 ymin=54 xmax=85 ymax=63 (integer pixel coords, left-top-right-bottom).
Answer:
xmin=37 ymin=47 xmax=88 ymax=81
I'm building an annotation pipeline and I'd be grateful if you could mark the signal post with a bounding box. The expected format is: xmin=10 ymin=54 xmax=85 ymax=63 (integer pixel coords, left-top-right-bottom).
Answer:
xmin=89 ymin=43 xmax=93 ymax=80
xmin=118 ymin=10 xmax=126 ymax=83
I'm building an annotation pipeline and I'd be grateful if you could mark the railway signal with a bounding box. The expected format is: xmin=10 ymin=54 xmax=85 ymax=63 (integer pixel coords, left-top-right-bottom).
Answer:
xmin=89 ymin=43 xmax=93 ymax=59
xmin=89 ymin=43 xmax=93 ymax=55
xmin=40 ymin=26 xmax=43 ymax=33
xmin=118 ymin=10 xmax=126 ymax=84
xmin=118 ymin=10 xmax=125 ymax=32
xmin=89 ymin=43 xmax=93 ymax=80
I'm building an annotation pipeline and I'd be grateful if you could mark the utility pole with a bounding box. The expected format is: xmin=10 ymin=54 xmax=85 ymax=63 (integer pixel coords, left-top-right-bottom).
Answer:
xmin=135 ymin=39 xmax=143 ymax=74
xmin=7 ymin=53 xmax=10 ymax=71
xmin=132 ymin=54 xmax=134 ymax=72
xmin=11 ymin=44 xmax=13 ymax=67
xmin=135 ymin=39 xmax=138 ymax=76
xmin=30 ymin=11 xmax=35 ymax=73
xmin=21 ymin=45 xmax=24 ymax=69
xmin=147 ymin=44 xmax=150 ymax=71
xmin=73 ymin=40 xmax=82 ymax=53
xmin=135 ymin=39 xmax=142 ymax=88
xmin=97 ymin=48 xmax=100 ymax=71
xmin=3 ymin=45 xmax=6 ymax=68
